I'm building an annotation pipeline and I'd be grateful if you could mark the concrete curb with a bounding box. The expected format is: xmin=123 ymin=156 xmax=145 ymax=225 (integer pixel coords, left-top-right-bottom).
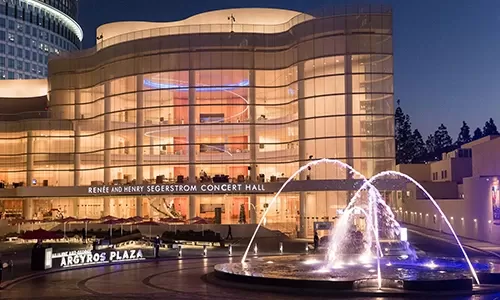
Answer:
xmin=0 ymin=252 xmax=298 ymax=290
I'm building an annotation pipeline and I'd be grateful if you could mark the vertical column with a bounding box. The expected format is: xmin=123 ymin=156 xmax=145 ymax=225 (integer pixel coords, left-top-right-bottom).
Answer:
xmin=104 ymin=81 xmax=112 ymax=185
xmin=24 ymin=131 xmax=34 ymax=219
xmin=344 ymin=54 xmax=353 ymax=171
xmin=23 ymin=199 xmax=33 ymax=219
xmin=74 ymin=90 xmax=81 ymax=186
xmin=297 ymin=62 xmax=307 ymax=238
xmin=136 ymin=74 xmax=145 ymax=183
xmin=103 ymin=198 xmax=110 ymax=216
xmin=149 ymin=136 xmax=154 ymax=179
xmin=26 ymin=131 xmax=34 ymax=186
xmin=136 ymin=75 xmax=144 ymax=217
xmin=74 ymin=90 xmax=81 ymax=217
xmin=249 ymin=66 xmax=257 ymax=224
xmin=344 ymin=55 xmax=354 ymax=204
xmin=135 ymin=198 xmax=143 ymax=217
xmin=188 ymin=69 xmax=196 ymax=218
xmin=73 ymin=126 xmax=81 ymax=217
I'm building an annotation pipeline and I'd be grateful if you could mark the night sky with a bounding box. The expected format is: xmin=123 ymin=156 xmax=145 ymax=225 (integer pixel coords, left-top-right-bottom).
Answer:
xmin=78 ymin=0 xmax=500 ymax=139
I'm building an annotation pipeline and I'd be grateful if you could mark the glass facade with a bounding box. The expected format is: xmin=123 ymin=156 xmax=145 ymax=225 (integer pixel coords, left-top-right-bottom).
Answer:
xmin=0 ymin=6 xmax=394 ymax=237
xmin=0 ymin=0 xmax=81 ymax=79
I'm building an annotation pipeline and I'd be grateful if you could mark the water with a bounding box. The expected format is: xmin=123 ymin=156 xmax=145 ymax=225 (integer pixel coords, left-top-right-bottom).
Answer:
xmin=355 ymin=170 xmax=480 ymax=285
xmin=241 ymin=159 xmax=481 ymax=288
xmin=241 ymin=159 xmax=370 ymax=263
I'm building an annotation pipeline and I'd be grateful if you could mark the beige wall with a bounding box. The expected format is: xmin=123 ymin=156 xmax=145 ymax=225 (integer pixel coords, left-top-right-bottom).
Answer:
xmin=471 ymin=137 xmax=500 ymax=177
xmin=396 ymin=164 xmax=430 ymax=182
xmin=429 ymin=159 xmax=452 ymax=182
xmin=401 ymin=176 xmax=500 ymax=244
xmin=429 ymin=157 xmax=472 ymax=183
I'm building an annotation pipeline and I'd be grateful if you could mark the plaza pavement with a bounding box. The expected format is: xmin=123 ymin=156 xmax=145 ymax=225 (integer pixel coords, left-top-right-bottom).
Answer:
xmin=403 ymin=223 xmax=500 ymax=257
xmin=2 ymin=225 xmax=500 ymax=297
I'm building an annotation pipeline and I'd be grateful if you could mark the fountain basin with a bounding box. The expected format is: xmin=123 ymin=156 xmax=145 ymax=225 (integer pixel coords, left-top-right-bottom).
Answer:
xmin=214 ymin=255 xmax=498 ymax=293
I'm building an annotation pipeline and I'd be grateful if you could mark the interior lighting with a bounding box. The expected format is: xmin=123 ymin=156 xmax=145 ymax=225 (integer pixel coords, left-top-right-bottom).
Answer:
xmin=143 ymin=79 xmax=250 ymax=91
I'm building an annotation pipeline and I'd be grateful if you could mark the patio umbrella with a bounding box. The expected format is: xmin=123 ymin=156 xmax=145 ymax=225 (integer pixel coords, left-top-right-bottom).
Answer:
xmin=123 ymin=217 xmax=135 ymax=232
xmin=159 ymin=217 xmax=184 ymax=223
xmin=101 ymin=218 xmax=123 ymax=239
xmin=115 ymin=218 xmax=127 ymax=236
xmin=10 ymin=218 xmax=25 ymax=233
xmin=131 ymin=216 xmax=144 ymax=222
xmin=192 ymin=218 xmax=209 ymax=236
xmin=78 ymin=218 xmax=97 ymax=238
xmin=189 ymin=216 xmax=204 ymax=223
xmin=20 ymin=229 xmax=63 ymax=241
xmin=192 ymin=219 xmax=208 ymax=224
xmin=58 ymin=217 xmax=78 ymax=237
xmin=100 ymin=215 xmax=117 ymax=221
xmin=135 ymin=220 xmax=160 ymax=238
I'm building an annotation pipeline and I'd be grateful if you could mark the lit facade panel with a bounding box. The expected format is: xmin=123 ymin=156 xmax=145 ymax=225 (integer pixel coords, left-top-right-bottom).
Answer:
xmin=0 ymin=7 xmax=394 ymax=236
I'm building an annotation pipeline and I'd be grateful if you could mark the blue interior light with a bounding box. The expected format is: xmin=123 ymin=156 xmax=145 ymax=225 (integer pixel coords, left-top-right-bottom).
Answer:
xmin=143 ymin=79 xmax=249 ymax=91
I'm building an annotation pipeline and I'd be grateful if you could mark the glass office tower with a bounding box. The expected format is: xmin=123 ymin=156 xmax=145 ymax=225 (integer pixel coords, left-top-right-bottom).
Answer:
xmin=0 ymin=0 xmax=82 ymax=79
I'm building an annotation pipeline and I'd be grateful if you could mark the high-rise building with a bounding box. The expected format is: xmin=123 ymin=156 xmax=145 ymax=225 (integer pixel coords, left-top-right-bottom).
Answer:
xmin=0 ymin=6 xmax=395 ymax=238
xmin=0 ymin=0 xmax=82 ymax=79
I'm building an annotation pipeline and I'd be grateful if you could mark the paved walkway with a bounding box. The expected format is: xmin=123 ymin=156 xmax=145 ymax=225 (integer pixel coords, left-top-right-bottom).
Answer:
xmin=0 ymin=243 xmax=301 ymax=288
xmin=404 ymin=223 xmax=500 ymax=256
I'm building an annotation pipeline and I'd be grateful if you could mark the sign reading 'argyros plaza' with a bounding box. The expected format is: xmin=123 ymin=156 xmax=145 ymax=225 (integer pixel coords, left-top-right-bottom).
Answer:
xmin=52 ymin=249 xmax=145 ymax=268
xmin=87 ymin=183 xmax=266 ymax=195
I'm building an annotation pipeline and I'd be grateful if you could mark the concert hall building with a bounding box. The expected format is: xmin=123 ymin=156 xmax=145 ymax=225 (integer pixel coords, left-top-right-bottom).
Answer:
xmin=0 ymin=6 xmax=396 ymax=237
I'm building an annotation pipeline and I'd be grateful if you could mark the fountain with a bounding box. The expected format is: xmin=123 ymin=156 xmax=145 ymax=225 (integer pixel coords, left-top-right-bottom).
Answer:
xmin=212 ymin=160 xmax=500 ymax=296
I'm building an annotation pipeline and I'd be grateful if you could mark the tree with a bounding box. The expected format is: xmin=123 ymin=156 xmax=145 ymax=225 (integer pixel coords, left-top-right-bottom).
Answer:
xmin=395 ymin=101 xmax=414 ymax=164
xmin=456 ymin=121 xmax=472 ymax=146
xmin=425 ymin=134 xmax=438 ymax=161
xmin=434 ymin=123 xmax=453 ymax=151
xmin=238 ymin=204 xmax=246 ymax=224
xmin=472 ymin=127 xmax=483 ymax=140
xmin=410 ymin=129 xmax=427 ymax=163
xmin=483 ymin=118 xmax=499 ymax=136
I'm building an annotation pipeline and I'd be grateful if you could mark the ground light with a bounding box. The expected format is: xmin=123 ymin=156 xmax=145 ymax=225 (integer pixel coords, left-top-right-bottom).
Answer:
xmin=228 ymin=244 xmax=232 ymax=256
xmin=400 ymin=228 xmax=408 ymax=242
xmin=279 ymin=242 xmax=283 ymax=254
xmin=177 ymin=245 xmax=182 ymax=257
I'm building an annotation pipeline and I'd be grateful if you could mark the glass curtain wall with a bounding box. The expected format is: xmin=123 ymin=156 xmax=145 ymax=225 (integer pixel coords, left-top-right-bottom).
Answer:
xmin=5 ymin=5 xmax=395 ymax=225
